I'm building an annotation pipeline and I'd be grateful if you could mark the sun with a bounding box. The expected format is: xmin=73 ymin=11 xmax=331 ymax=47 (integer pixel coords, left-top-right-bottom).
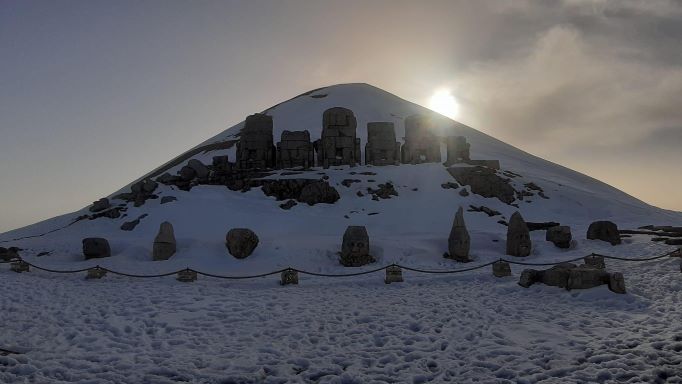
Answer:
xmin=428 ymin=90 xmax=460 ymax=119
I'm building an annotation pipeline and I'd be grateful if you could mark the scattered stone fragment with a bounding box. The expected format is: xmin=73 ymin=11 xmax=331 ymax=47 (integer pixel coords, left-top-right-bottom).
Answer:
xmin=506 ymin=212 xmax=531 ymax=257
xmin=446 ymin=207 xmax=471 ymax=262
xmin=546 ymin=226 xmax=572 ymax=248
xmin=187 ymin=159 xmax=210 ymax=180
xmin=226 ymin=228 xmax=259 ymax=259
xmin=0 ymin=247 xmax=19 ymax=261
xmin=160 ymin=196 xmax=177 ymax=204
xmin=153 ymin=222 xmax=177 ymax=261
xmin=356 ymin=191 xmax=364 ymax=197
xmin=441 ymin=182 xmax=459 ymax=189
xmin=367 ymin=182 xmax=398 ymax=199
xmin=120 ymin=219 xmax=141 ymax=231
xmin=342 ymin=179 xmax=361 ymax=187
xmin=279 ymin=200 xmax=297 ymax=210
xmin=467 ymin=205 xmax=500 ymax=217
xmin=82 ymin=238 xmax=111 ymax=260
xmin=492 ymin=261 xmax=512 ymax=277
xmin=584 ymin=254 xmax=606 ymax=269
xmin=298 ymin=181 xmax=340 ymax=205
xmin=89 ymin=198 xmax=111 ymax=213
xmin=340 ymin=226 xmax=375 ymax=267
xmin=587 ymin=221 xmax=622 ymax=245
xmin=459 ymin=189 xmax=470 ymax=197
xmin=527 ymin=222 xmax=561 ymax=231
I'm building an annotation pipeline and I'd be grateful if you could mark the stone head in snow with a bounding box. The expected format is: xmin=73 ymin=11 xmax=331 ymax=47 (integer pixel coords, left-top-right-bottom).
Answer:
xmin=506 ymin=211 xmax=531 ymax=257
xmin=447 ymin=206 xmax=471 ymax=262
xmin=341 ymin=226 xmax=375 ymax=267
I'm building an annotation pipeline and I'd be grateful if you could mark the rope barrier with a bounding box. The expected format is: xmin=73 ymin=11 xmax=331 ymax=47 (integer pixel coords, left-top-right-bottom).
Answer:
xmin=1 ymin=249 xmax=678 ymax=280
xmin=0 ymin=347 xmax=20 ymax=355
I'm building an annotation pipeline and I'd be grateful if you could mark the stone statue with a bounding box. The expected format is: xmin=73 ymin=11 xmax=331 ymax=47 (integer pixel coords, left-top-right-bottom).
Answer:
xmin=153 ymin=221 xmax=177 ymax=261
xmin=446 ymin=206 xmax=471 ymax=262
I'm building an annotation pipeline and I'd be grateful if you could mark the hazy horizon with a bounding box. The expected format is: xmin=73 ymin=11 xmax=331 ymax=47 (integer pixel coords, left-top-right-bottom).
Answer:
xmin=1 ymin=0 xmax=681 ymax=233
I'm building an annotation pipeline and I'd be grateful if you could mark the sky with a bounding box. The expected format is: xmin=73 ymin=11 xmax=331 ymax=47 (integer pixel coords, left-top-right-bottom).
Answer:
xmin=0 ymin=0 xmax=680 ymax=233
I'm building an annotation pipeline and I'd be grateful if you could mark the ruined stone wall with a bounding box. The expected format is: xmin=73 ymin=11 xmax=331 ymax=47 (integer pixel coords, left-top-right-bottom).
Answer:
xmin=401 ymin=114 xmax=441 ymax=164
xmin=316 ymin=107 xmax=360 ymax=168
xmin=277 ymin=130 xmax=314 ymax=169
xmin=365 ymin=122 xmax=400 ymax=166
xmin=236 ymin=113 xmax=276 ymax=169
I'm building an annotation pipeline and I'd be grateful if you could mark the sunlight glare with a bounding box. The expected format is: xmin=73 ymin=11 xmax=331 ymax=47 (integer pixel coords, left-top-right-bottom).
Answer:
xmin=428 ymin=90 xmax=460 ymax=119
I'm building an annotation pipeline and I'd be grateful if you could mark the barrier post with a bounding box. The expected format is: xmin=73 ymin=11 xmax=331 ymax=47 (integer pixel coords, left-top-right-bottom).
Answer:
xmin=385 ymin=265 xmax=403 ymax=284
xmin=10 ymin=260 xmax=29 ymax=273
xmin=177 ymin=269 xmax=197 ymax=282
xmin=280 ymin=268 xmax=299 ymax=285
xmin=86 ymin=266 xmax=107 ymax=280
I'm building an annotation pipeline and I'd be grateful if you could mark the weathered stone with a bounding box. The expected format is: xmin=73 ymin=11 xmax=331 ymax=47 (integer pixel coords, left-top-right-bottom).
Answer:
xmin=277 ymin=130 xmax=314 ymax=169
xmin=279 ymin=199 xmax=297 ymax=210
xmin=367 ymin=183 xmax=398 ymax=200
xmin=401 ymin=114 xmax=441 ymax=164
xmin=459 ymin=189 xmax=470 ymax=197
xmin=116 ymin=179 xmax=158 ymax=207
xmin=10 ymin=260 xmax=29 ymax=273
xmin=226 ymin=228 xmax=259 ymax=259
xmin=385 ymin=265 xmax=403 ymax=284
xmin=492 ymin=261 xmax=512 ymax=277
xmin=156 ymin=172 xmax=177 ymax=184
xmin=342 ymin=179 xmax=361 ymax=187
xmin=587 ymin=221 xmax=621 ymax=245
xmin=546 ymin=226 xmax=572 ymax=248
xmin=236 ymin=113 xmax=276 ymax=169
xmin=446 ymin=207 xmax=471 ymax=262
xmin=179 ymin=166 xmax=197 ymax=181
xmin=153 ymin=222 xmax=177 ymax=261
xmin=507 ymin=212 xmax=531 ymax=257
xmin=160 ymin=196 xmax=177 ymax=204
xmin=448 ymin=166 xmax=516 ymax=204
xmin=518 ymin=269 xmax=540 ymax=288
xmin=298 ymin=181 xmax=340 ymax=205
xmin=177 ymin=269 xmax=197 ymax=282
xmin=82 ymin=238 xmax=111 ymax=260
xmin=445 ymin=136 xmax=470 ymax=164
xmin=608 ymin=272 xmax=626 ymax=294
xmin=89 ymin=198 xmax=111 ymax=213
xmin=365 ymin=122 xmax=400 ymax=166
xmin=316 ymin=107 xmax=360 ymax=168
xmin=120 ymin=219 xmax=141 ymax=231
xmin=280 ymin=269 xmax=299 ymax=285
xmin=340 ymin=226 xmax=375 ymax=267
xmin=527 ymin=222 xmax=561 ymax=231
xmin=187 ymin=159 xmax=209 ymax=179
xmin=584 ymin=254 xmax=606 ymax=269
xmin=441 ymin=182 xmax=459 ymax=189
xmin=86 ymin=267 xmax=107 ymax=279
xmin=0 ymin=247 xmax=19 ymax=262
xmin=519 ymin=263 xmax=625 ymax=293
xmin=468 ymin=205 xmax=500 ymax=217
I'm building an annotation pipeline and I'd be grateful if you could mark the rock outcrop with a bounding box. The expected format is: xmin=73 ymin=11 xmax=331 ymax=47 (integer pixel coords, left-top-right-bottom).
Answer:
xmin=226 ymin=228 xmax=259 ymax=259
xmin=153 ymin=222 xmax=177 ymax=261
xmin=447 ymin=166 xmax=516 ymax=204
xmin=506 ymin=212 xmax=531 ymax=257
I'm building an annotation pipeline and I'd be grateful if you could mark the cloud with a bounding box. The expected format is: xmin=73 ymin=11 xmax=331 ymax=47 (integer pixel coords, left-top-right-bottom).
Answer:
xmin=456 ymin=24 xmax=682 ymax=153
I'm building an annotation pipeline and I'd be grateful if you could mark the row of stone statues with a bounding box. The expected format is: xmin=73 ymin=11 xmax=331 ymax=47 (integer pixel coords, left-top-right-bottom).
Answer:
xmin=236 ymin=108 xmax=474 ymax=169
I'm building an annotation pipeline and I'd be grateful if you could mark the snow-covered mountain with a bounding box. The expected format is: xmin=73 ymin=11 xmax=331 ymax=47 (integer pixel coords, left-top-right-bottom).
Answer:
xmin=1 ymin=83 xmax=680 ymax=275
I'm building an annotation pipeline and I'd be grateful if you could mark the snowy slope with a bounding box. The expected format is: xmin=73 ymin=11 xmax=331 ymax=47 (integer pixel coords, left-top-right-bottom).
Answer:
xmin=0 ymin=83 xmax=680 ymax=276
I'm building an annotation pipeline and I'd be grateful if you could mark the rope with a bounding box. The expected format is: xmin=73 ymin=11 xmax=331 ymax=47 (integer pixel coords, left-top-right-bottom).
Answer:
xmin=0 ymin=348 xmax=20 ymax=355
xmin=196 ymin=268 xmax=288 ymax=279
xmin=2 ymin=249 xmax=678 ymax=279
xmin=399 ymin=261 xmax=497 ymax=274
xmin=296 ymin=265 xmax=388 ymax=277
xmin=0 ymin=217 xmax=84 ymax=244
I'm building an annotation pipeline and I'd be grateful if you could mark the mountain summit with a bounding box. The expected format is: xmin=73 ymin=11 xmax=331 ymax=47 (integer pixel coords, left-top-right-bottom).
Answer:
xmin=1 ymin=83 xmax=679 ymax=274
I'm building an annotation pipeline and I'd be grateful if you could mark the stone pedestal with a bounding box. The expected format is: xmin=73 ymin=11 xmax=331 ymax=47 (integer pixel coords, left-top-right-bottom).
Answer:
xmin=385 ymin=265 xmax=403 ymax=284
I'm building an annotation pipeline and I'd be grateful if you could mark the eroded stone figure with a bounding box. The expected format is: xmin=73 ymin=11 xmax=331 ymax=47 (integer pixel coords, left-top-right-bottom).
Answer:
xmin=446 ymin=206 xmax=471 ymax=262
xmin=340 ymin=226 xmax=375 ymax=267
xmin=365 ymin=122 xmax=400 ymax=166
xmin=401 ymin=114 xmax=441 ymax=164
xmin=236 ymin=113 xmax=276 ymax=169
xmin=507 ymin=211 xmax=531 ymax=257
xmin=316 ymin=107 xmax=360 ymax=168
xmin=277 ymin=130 xmax=314 ymax=169
xmin=153 ymin=221 xmax=176 ymax=261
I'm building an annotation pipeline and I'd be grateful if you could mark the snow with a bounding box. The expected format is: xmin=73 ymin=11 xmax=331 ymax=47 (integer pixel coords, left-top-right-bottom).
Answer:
xmin=1 ymin=83 xmax=681 ymax=382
